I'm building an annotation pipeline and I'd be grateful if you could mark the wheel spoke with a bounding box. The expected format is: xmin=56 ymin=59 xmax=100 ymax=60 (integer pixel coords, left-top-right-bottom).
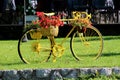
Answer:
xmin=18 ymin=28 xmax=51 ymax=63
xmin=70 ymin=26 xmax=103 ymax=60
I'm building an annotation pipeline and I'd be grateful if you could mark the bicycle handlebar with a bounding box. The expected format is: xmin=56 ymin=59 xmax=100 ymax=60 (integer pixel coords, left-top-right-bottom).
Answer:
xmin=72 ymin=11 xmax=91 ymax=20
xmin=43 ymin=11 xmax=91 ymax=21
xmin=61 ymin=11 xmax=91 ymax=21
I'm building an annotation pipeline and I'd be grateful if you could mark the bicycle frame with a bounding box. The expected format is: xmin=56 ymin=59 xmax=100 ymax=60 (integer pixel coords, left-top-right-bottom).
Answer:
xmin=48 ymin=11 xmax=92 ymax=61
xmin=51 ymin=11 xmax=92 ymax=45
xmin=18 ymin=11 xmax=103 ymax=63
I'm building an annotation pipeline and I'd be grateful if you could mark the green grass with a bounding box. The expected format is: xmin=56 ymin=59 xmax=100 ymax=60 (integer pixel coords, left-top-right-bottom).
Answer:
xmin=0 ymin=36 xmax=120 ymax=70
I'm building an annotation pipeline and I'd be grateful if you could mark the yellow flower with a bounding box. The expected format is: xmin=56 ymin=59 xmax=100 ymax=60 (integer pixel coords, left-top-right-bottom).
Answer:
xmin=70 ymin=19 xmax=92 ymax=27
xmin=31 ymin=42 xmax=41 ymax=53
xmin=52 ymin=44 xmax=65 ymax=62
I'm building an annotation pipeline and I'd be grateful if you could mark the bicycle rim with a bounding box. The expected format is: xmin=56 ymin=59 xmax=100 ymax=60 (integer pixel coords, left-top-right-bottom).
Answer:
xmin=70 ymin=26 xmax=103 ymax=60
xmin=18 ymin=28 xmax=51 ymax=64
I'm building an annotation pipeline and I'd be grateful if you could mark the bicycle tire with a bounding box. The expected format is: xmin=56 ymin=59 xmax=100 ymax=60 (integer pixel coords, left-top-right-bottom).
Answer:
xmin=70 ymin=26 xmax=103 ymax=60
xmin=18 ymin=28 xmax=51 ymax=64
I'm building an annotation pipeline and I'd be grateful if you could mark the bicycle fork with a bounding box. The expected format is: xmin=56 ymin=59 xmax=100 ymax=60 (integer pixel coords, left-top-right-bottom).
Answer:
xmin=76 ymin=26 xmax=90 ymax=46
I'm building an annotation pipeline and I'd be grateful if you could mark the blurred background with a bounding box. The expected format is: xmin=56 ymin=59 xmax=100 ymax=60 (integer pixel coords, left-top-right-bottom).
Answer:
xmin=0 ymin=0 xmax=120 ymax=40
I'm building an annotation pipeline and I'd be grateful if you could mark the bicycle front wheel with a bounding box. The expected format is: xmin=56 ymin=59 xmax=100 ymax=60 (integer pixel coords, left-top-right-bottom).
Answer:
xmin=70 ymin=26 xmax=103 ymax=60
xmin=18 ymin=28 xmax=51 ymax=64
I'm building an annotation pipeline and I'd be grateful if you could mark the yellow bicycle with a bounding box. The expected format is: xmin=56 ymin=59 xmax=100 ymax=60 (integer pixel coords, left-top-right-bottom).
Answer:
xmin=18 ymin=11 xmax=103 ymax=64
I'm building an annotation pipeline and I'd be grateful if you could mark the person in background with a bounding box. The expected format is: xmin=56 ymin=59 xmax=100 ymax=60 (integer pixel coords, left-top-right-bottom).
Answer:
xmin=105 ymin=0 xmax=114 ymax=9
xmin=113 ymin=0 xmax=120 ymax=23
xmin=10 ymin=0 xmax=16 ymax=11
xmin=15 ymin=0 xmax=24 ymax=24
xmin=2 ymin=0 xmax=16 ymax=11
xmin=0 ymin=0 xmax=17 ymax=24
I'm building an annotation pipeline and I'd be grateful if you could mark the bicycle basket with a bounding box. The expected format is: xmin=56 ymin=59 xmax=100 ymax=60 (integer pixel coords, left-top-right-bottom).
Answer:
xmin=40 ymin=26 xmax=59 ymax=37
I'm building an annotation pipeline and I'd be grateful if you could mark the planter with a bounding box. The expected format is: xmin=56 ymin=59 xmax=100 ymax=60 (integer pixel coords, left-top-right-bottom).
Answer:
xmin=40 ymin=26 xmax=59 ymax=37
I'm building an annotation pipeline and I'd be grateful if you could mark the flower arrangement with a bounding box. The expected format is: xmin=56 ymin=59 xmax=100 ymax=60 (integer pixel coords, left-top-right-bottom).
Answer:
xmin=33 ymin=12 xmax=64 ymax=28
xmin=28 ymin=12 xmax=64 ymax=37
xmin=70 ymin=18 xmax=92 ymax=27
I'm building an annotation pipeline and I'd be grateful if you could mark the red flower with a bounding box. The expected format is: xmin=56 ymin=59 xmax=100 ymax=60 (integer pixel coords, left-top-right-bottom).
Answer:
xmin=35 ymin=12 xmax=63 ymax=28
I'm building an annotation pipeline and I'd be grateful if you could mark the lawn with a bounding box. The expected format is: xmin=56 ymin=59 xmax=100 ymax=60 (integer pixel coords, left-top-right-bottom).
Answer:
xmin=0 ymin=36 xmax=120 ymax=70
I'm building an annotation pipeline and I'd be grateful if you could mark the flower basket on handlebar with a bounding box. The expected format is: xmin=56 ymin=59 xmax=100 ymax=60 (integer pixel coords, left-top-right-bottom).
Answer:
xmin=70 ymin=11 xmax=92 ymax=27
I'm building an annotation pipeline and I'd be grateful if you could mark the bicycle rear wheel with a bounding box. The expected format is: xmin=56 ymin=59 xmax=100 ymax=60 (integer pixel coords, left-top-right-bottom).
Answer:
xmin=18 ymin=28 xmax=51 ymax=64
xmin=70 ymin=26 xmax=103 ymax=60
